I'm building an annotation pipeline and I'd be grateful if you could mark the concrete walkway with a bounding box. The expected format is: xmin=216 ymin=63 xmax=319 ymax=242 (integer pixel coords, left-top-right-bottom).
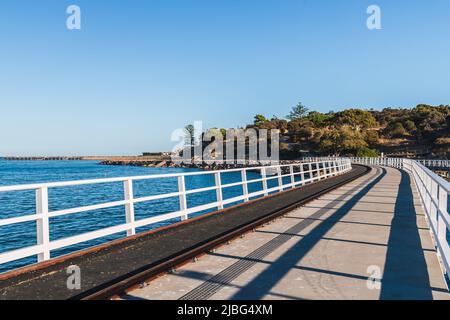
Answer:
xmin=122 ymin=166 xmax=449 ymax=300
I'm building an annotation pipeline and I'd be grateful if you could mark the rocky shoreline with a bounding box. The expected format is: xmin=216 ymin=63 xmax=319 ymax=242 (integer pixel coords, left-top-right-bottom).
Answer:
xmin=2 ymin=156 xmax=303 ymax=171
xmin=99 ymin=159 xmax=302 ymax=171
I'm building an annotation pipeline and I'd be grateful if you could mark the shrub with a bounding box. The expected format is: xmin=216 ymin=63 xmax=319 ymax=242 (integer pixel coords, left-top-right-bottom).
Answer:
xmin=356 ymin=147 xmax=379 ymax=157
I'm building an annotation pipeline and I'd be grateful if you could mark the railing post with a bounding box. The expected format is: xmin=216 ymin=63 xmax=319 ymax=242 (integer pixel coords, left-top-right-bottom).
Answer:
xmin=426 ymin=175 xmax=432 ymax=214
xmin=178 ymin=176 xmax=188 ymax=220
xmin=289 ymin=165 xmax=295 ymax=186
xmin=324 ymin=161 xmax=329 ymax=177
xmin=437 ymin=186 xmax=448 ymax=245
xmin=300 ymin=165 xmax=305 ymax=185
xmin=215 ymin=172 xmax=224 ymax=209
xmin=124 ymin=179 xmax=136 ymax=236
xmin=321 ymin=162 xmax=324 ymax=176
xmin=261 ymin=167 xmax=268 ymax=196
xmin=431 ymin=181 xmax=438 ymax=232
xmin=241 ymin=169 xmax=249 ymax=202
xmin=315 ymin=163 xmax=320 ymax=181
xmin=308 ymin=163 xmax=313 ymax=183
xmin=36 ymin=187 xmax=50 ymax=262
xmin=277 ymin=166 xmax=283 ymax=191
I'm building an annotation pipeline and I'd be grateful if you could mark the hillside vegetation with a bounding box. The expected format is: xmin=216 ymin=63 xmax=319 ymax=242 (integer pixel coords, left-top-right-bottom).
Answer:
xmin=248 ymin=103 xmax=450 ymax=159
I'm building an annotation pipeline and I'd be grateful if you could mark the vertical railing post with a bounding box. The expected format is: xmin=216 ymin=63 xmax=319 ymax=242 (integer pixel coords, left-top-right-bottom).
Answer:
xmin=430 ymin=181 xmax=438 ymax=232
xmin=319 ymin=162 xmax=324 ymax=180
xmin=124 ymin=179 xmax=136 ymax=236
xmin=178 ymin=176 xmax=188 ymax=220
xmin=261 ymin=167 xmax=268 ymax=196
xmin=289 ymin=164 xmax=295 ymax=186
xmin=215 ymin=172 xmax=224 ymax=209
xmin=277 ymin=166 xmax=283 ymax=191
xmin=426 ymin=175 xmax=432 ymax=214
xmin=308 ymin=163 xmax=313 ymax=183
xmin=315 ymin=163 xmax=321 ymax=181
xmin=300 ymin=165 xmax=305 ymax=185
xmin=241 ymin=169 xmax=249 ymax=202
xmin=437 ymin=186 xmax=448 ymax=248
xmin=36 ymin=187 xmax=50 ymax=262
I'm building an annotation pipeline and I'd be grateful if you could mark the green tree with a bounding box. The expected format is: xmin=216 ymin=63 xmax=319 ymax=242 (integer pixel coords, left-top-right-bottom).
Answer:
xmin=318 ymin=130 xmax=341 ymax=154
xmin=307 ymin=111 xmax=330 ymax=127
xmin=318 ymin=127 xmax=367 ymax=155
xmin=253 ymin=114 xmax=267 ymax=126
xmin=287 ymin=102 xmax=309 ymax=120
xmin=332 ymin=109 xmax=378 ymax=129
xmin=356 ymin=147 xmax=379 ymax=157
xmin=288 ymin=119 xmax=314 ymax=142
xmin=268 ymin=118 xmax=288 ymax=133
xmin=364 ymin=130 xmax=379 ymax=147
xmin=384 ymin=122 xmax=406 ymax=138
xmin=339 ymin=127 xmax=368 ymax=151
xmin=404 ymin=120 xmax=417 ymax=133
xmin=184 ymin=124 xmax=196 ymax=146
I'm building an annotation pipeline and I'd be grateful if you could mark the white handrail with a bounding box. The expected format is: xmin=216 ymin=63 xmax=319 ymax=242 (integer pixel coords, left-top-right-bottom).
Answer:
xmin=0 ymin=159 xmax=352 ymax=268
xmin=303 ymin=157 xmax=450 ymax=169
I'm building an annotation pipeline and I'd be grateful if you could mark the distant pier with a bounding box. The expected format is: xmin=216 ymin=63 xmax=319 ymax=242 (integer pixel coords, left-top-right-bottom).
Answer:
xmin=1 ymin=156 xmax=83 ymax=161
xmin=0 ymin=155 xmax=169 ymax=162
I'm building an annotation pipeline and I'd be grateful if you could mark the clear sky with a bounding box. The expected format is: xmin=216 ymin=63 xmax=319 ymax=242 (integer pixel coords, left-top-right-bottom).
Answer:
xmin=1 ymin=0 xmax=449 ymax=155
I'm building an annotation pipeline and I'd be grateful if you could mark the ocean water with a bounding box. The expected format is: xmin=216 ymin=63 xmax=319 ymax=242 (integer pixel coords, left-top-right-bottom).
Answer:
xmin=0 ymin=160 xmax=295 ymax=273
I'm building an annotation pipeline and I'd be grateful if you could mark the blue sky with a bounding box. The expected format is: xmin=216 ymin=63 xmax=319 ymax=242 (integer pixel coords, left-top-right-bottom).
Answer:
xmin=0 ymin=0 xmax=449 ymax=155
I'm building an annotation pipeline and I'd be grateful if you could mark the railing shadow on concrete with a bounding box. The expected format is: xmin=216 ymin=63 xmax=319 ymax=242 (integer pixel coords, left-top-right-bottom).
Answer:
xmin=304 ymin=156 xmax=450 ymax=283
xmin=0 ymin=159 xmax=351 ymax=270
xmin=225 ymin=167 xmax=387 ymax=300
xmin=380 ymin=169 xmax=433 ymax=299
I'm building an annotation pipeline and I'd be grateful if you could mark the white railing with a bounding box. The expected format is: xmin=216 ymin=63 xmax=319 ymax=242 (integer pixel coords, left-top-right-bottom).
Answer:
xmin=304 ymin=157 xmax=450 ymax=169
xmin=416 ymin=159 xmax=450 ymax=169
xmin=0 ymin=159 xmax=351 ymax=268
xmin=344 ymin=157 xmax=450 ymax=278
